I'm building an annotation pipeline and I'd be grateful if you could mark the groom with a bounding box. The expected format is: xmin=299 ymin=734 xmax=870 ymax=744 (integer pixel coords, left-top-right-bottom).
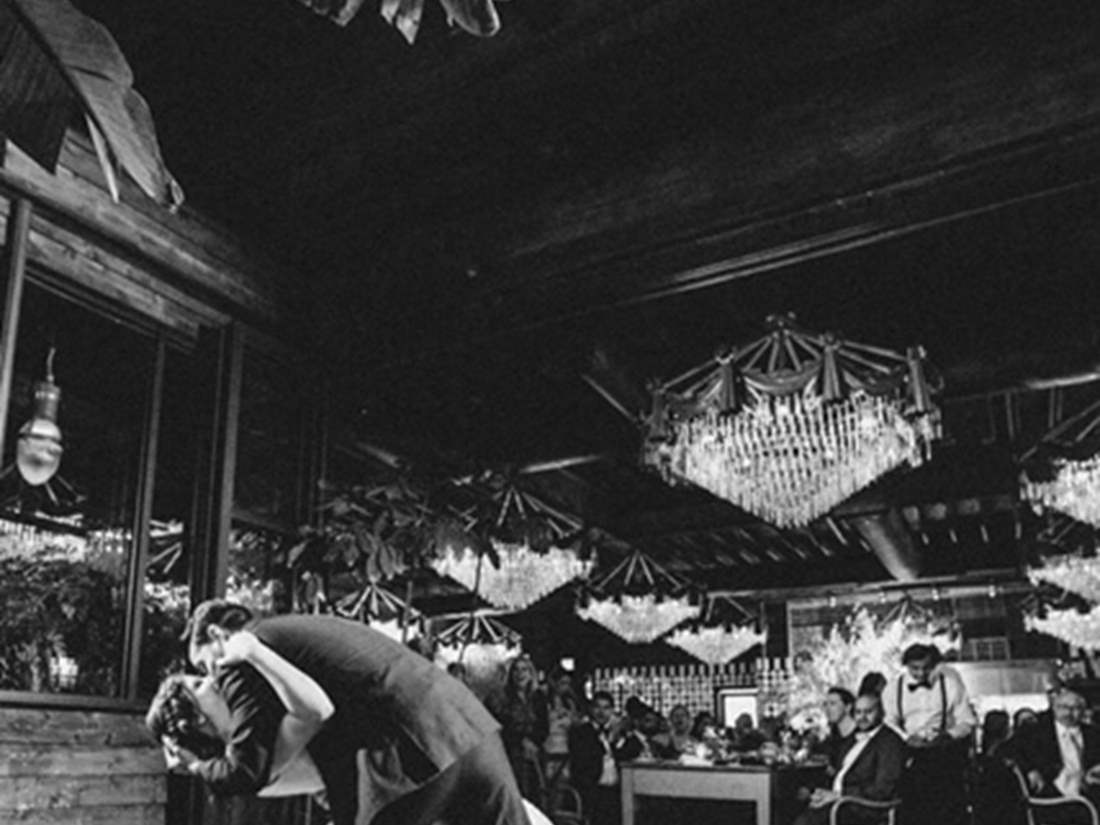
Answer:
xmin=183 ymin=599 xmax=530 ymax=825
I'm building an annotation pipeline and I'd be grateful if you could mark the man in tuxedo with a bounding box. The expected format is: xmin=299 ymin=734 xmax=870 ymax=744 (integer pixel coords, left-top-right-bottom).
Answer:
xmin=1014 ymin=687 xmax=1100 ymax=820
xmin=184 ymin=600 xmax=530 ymax=825
xmin=794 ymin=693 xmax=906 ymax=825
xmin=568 ymin=691 xmax=645 ymax=825
xmin=883 ymin=643 xmax=976 ymax=825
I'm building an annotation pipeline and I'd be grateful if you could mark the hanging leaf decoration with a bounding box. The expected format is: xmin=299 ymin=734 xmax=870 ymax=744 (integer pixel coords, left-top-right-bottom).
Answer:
xmin=0 ymin=0 xmax=183 ymax=207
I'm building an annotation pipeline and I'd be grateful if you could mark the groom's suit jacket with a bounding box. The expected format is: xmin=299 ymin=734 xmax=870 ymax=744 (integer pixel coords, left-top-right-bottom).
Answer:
xmin=195 ymin=614 xmax=501 ymax=825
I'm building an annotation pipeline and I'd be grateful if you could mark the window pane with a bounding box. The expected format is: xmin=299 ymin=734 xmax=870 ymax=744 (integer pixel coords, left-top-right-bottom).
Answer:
xmin=234 ymin=350 xmax=303 ymax=527
xmin=227 ymin=524 xmax=291 ymax=616
xmin=140 ymin=347 xmax=196 ymax=699
xmin=0 ymin=282 xmax=152 ymax=697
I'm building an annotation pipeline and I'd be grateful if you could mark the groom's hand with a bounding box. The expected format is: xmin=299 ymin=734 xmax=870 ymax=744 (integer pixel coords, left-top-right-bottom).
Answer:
xmin=162 ymin=737 xmax=201 ymax=773
xmin=216 ymin=631 xmax=261 ymax=668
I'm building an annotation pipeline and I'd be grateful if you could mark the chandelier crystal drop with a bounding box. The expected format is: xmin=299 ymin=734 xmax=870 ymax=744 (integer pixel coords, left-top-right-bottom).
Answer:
xmin=664 ymin=624 xmax=765 ymax=665
xmin=642 ymin=314 xmax=940 ymax=529
xmin=432 ymin=541 xmax=592 ymax=610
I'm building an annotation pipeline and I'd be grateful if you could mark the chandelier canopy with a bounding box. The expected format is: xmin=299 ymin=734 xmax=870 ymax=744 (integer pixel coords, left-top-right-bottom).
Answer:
xmin=334 ymin=582 xmax=422 ymax=641
xmin=1022 ymin=398 xmax=1100 ymax=527
xmin=434 ymin=612 xmax=522 ymax=672
xmin=642 ymin=314 xmax=940 ymax=528
xmin=576 ymin=550 xmax=699 ymax=643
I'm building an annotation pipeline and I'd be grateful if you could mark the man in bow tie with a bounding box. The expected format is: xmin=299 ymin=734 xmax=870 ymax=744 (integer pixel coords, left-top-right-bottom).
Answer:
xmin=883 ymin=643 xmax=976 ymax=825
xmin=1014 ymin=687 xmax=1100 ymax=820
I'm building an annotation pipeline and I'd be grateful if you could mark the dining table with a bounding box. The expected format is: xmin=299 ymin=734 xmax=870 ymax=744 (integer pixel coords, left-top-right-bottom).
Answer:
xmin=619 ymin=758 xmax=829 ymax=825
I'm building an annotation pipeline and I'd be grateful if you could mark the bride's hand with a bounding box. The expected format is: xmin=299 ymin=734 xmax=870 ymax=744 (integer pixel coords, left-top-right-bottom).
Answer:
xmin=216 ymin=631 xmax=261 ymax=666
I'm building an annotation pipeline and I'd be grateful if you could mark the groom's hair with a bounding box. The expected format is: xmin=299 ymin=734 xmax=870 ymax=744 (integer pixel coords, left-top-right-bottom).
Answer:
xmin=182 ymin=599 xmax=254 ymax=645
xmin=145 ymin=674 xmax=225 ymax=759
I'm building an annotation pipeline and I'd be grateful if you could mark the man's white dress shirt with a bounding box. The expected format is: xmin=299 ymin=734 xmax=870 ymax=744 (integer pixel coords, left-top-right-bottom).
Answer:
xmin=832 ymin=726 xmax=879 ymax=794
xmin=883 ymin=664 xmax=976 ymax=740
xmin=1055 ymin=722 xmax=1084 ymax=797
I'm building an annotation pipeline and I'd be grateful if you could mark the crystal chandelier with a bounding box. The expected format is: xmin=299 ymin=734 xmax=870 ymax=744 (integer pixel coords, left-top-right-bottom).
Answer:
xmin=576 ymin=550 xmax=699 ymax=643
xmin=1029 ymin=553 xmax=1100 ymax=603
xmin=434 ymin=612 xmax=522 ymax=672
xmin=643 ymin=314 xmax=940 ymax=528
xmin=664 ymin=595 xmax=765 ymax=664
xmin=1025 ymin=606 xmax=1100 ymax=650
xmin=665 ymin=625 xmax=765 ymax=665
xmin=1022 ymin=398 xmax=1100 ymax=527
xmin=334 ymin=582 xmax=422 ymax=641
xmin=433 ymin=540 xmax=593 ymax=611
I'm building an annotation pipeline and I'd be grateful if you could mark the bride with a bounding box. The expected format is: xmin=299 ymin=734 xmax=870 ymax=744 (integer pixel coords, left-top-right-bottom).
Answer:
xmin=146 ymin=631 xmax=553 ymax=822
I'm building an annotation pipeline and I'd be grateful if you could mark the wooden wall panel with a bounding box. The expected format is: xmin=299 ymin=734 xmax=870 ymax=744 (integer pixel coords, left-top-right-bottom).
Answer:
xmin=0 ymin=709 xmax=166 ymax=825
xmin=0 ymin=135 xmax=290 ymax=331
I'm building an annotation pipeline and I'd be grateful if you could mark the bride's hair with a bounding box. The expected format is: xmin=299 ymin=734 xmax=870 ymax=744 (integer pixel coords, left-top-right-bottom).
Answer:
xmin=146 ymin=674 xmax=225 ymax=759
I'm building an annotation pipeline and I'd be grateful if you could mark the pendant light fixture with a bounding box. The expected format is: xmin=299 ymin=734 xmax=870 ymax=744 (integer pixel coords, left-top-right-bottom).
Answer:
xmin=17 ymin=347 xmax=63 ymax=486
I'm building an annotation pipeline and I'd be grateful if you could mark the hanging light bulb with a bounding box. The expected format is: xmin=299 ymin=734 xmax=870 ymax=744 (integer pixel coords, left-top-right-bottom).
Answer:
xmin=17 ymin=348 xmax=63 ymax=486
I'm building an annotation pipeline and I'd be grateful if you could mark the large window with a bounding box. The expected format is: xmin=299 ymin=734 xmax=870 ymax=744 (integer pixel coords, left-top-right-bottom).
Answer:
xmin=0 ymin=197 xmax=314 ymax=709
xmin=0 ymin=281 xmax=155 ymax=698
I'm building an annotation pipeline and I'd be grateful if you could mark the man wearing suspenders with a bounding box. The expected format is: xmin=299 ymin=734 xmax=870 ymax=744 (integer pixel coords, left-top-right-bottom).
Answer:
xmin=883 ymin=643 xmax=977 ymax=825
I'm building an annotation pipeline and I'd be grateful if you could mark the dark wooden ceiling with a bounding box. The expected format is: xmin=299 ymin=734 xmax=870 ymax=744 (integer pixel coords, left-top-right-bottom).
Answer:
xmin=72 ymin=0 xmax=1100 ymax=596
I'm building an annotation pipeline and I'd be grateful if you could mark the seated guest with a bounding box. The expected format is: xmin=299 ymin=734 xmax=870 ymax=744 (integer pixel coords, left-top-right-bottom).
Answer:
xmin=650 ymin=704 xmax=699 ymax=758
xmin=858 ymin=672 xmax=887 ymax=699
xmin=794 ymin=693 xmax=906 ymax=825
xmin=970 ymin=710 xmax=1023 ymax=825
xmin=981 ymin=709 xmax=1011 ymax=757
xmin=691 ymin=710 xmax=718 ymax=742
xmin=816 ymin=687 xmax=858 ymax=773
xmin=730 ymin=712 xmax=767 ymax=751
xmin=1014 ymin=687 xmax=1100 ymax=810
xmin=569 ymin=691 xmax=644 ymax=825
xmin=1013 ymin=707 xmax=1039 ymax=732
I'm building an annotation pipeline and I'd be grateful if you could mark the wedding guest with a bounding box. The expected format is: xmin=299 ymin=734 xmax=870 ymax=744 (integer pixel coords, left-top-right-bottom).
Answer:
xmin=1014 ymin=688 xmax=1100 ymax=811
xmin=817 ymin=687 xmax=858 ymax=772
xmin=569 ymin=691 xmax=644 ymax=825
xmin=793 ymin=693 xmax=906 ymax=825
xmin=491 ymin=654 xmax=549 ymax=801
xmin=542 ymin=666 xmax=582 ymax=786
xmin=883 ymin=643 xmax=976 ymax=825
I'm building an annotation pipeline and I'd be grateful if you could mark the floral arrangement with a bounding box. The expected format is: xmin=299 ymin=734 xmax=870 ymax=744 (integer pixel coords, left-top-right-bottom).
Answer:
xmin=779 ymin=604 xmax=959 ymax=733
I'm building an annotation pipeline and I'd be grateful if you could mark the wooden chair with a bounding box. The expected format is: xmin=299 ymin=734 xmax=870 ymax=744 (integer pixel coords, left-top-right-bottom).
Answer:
xmin=1010 ymin=764 xmax=1100 ymax=825
xmin=826 ymin=795 xmax=902 ymax=825
xmin=546 ymin=782 xmax=586 ymax=825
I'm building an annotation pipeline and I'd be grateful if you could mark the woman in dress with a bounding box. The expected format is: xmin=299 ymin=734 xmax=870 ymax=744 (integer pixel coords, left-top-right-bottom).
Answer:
xmin=491 ymin=654 xmax=549 ymax=802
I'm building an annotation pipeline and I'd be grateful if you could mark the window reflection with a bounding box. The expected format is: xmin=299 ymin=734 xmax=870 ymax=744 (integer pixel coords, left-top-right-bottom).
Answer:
xmin=0 ymin=281 xmax=152 ymax=697
xmin=140 ymin=347 xmax=197 ymax=698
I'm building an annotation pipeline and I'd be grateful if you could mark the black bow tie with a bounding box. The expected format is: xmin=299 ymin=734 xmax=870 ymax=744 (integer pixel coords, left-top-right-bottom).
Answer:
xmin=908 ymin=680 xmax=933 ymax=692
